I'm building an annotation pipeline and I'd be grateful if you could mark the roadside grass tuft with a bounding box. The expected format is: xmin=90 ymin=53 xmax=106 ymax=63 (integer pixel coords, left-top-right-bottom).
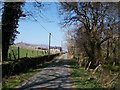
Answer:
xmin=69 ymin=59 xmax=102 ymax=89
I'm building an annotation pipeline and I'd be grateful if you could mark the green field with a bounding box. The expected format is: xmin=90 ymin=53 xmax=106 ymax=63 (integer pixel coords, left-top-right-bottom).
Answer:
xmin=8 ymin=45 xmax=48 ymax=60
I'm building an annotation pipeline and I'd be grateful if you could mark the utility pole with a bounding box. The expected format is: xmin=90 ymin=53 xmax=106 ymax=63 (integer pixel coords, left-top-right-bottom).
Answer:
xmin=61 ymin=41 xmax=63 ymax=53
xmin=48 ymin=33 xmax=51 ymax=58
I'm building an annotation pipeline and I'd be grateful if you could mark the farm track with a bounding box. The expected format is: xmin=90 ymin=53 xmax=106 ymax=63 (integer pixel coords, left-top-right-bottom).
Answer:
xmin=16 ymin=54 xmax=75 ymax=89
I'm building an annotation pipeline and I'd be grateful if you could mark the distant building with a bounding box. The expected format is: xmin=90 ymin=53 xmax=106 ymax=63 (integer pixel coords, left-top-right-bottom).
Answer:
xmin=37 ymin=47 xmax=48 ymax=50
xmin=15 ymin=42 xmax=62 ymax=54
xmin=50 ymin=46 xmax=62 ymax=53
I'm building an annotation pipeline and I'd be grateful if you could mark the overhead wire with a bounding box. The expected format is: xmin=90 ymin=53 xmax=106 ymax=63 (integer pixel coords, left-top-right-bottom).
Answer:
xmin=24 ymin=7 xmax=61 ymax=45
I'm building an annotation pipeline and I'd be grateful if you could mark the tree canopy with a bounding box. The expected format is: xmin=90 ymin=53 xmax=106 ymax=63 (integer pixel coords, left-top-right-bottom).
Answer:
xmin=59 ymin=2 xmax=120 ymax=67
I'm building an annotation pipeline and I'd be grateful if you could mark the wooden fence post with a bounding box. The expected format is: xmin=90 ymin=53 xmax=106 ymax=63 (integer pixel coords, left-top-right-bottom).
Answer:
xmin=86 ymin=61 xmax=92 ymax=71
xmin=26 ymin=50 xmax=28 ymax=57
xmin=9 ymin=53 xmax=11 ymax=60
xmin=18 ymin=47 xmax=20 ymax=59
xmin=32 ymin=50 xmax=34 ymax=57
xmin=12 ymin=50 xmax=16 ymax=60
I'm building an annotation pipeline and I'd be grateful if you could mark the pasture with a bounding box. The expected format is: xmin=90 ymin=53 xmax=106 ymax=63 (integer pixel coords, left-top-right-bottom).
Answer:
xmin=8 ymin=45 xmax=48 ymax=60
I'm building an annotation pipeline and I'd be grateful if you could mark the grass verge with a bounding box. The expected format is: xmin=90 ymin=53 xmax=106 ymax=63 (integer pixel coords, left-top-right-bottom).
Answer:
xmin=69 ymin=59 xmax=102 ymax=89
xmin=2 ymin=57 xmax=58 ymax=89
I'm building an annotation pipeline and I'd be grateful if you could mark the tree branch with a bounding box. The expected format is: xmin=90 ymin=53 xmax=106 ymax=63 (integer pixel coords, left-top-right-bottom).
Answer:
xmin=99 ymin=36 xmax=112 ymax=45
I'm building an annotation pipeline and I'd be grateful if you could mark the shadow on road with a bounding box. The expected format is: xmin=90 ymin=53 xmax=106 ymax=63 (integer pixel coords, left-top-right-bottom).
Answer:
xmin=2 ymin=54 xmax=59 ymax=78
xmin=16 ymin=54 xmax=77 ymax=89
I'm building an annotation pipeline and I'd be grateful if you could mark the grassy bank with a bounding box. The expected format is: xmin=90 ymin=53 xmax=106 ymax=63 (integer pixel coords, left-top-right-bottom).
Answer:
xmin=69 ymin=59 xmax=102 ymax=89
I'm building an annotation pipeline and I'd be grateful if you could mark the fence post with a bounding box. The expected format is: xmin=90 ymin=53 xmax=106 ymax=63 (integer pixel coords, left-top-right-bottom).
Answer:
xmin=37 ymin=51 xmax=38 ymax=56
xmin=12 ymin=50 xmax=16 ymax=60
xmin=26 ymin=50 xmax=28 ymax=57
xmin=18 ymin=47 xmax=20 ymax=59
xmin=9 ymin=53 xmax=11 ymax=60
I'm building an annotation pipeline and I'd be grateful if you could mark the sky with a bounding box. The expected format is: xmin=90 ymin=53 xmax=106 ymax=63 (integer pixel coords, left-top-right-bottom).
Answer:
xmin=15 ymin=2 xmax=66 ymax=48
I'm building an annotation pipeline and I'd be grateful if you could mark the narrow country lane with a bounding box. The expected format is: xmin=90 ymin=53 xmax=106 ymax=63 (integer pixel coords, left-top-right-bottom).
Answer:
xmin=15 ymin=54 xmax=75 ymax=89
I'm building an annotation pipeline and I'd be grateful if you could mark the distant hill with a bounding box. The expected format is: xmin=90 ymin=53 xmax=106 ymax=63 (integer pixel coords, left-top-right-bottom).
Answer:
xmin=14 ymin=42 xmax=62 ymax=52
xmin=15 ymin=42 xmax=48 ymax=49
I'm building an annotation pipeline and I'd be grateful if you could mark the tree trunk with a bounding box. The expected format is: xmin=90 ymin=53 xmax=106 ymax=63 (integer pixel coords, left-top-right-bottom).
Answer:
xmin=2 ymin=2 xmax=23 ymax=61
xmin=106 ymin=40 xmax=110 ymax=62
xmin=2 ymin=2 xmax=11 ymax=60
xmin=2 ymin=43 xmax=9 ymax=61
xmin=96 ymin=43 xmax=102 ymax=64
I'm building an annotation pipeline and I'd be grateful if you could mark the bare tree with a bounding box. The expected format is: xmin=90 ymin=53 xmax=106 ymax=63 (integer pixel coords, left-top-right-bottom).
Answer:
xmin=59 ymin=2 xmax=119 ymax=68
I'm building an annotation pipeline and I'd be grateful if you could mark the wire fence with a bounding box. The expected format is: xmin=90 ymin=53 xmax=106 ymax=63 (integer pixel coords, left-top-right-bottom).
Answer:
xmin=8 ymin=46 xmax=48 ymax=60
